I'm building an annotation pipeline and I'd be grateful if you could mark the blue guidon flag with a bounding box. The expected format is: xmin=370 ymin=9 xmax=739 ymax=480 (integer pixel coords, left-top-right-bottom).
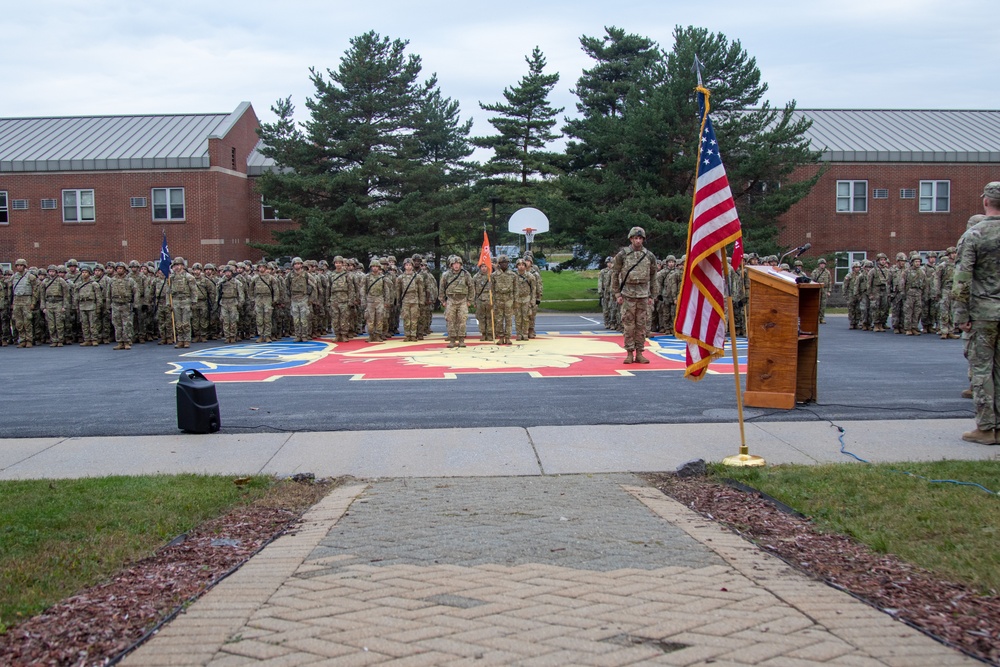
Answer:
xmin=158 ymin=232 xmax=171 ymax=277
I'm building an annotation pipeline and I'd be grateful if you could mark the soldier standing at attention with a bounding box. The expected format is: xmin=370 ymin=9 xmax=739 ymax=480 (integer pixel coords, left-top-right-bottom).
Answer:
xmin=169 ymin=258 xmax=198 ymax=349
xmin=922 ymin=251 xmax=939 ymax=334
xmin=843 ymin=262 xmax=862 ymax=329
xmin=810 ymin=258 xmax=832 ymax=324
xmin=491 ymin=255 xmax=516 ymax=345
xmin=937 ymin=247 xmax=959 ymax=339
xmin=93 ymin=265 xmax=112 ymax=344
xmin=473 ymin=262 xmax=494 ymax=341
xmin=599 ymin=257 xmax=614 ymax=329
xmin=363 ymin=259 xmax=390 ymax=343
xmin=75 ymin=266 xmax=103 ymax=346
xmin=513 ymin=258 xmax=536 ymax=341
xmin=952 ymin=182 xmax=1000 ymax=444
xmin=217 ymin=265 xmax=245 ymax=343
xmin=416 ymin=256 xmax=437 ymax=339
xmin=250 ymin=262 xmax=277 ymax=343
xmin=439 ymin=255 xmax=474 ymax=348
xmin=41 ymin=265 xmax=71 ymax=347
xmin=107 ymin=262 xmax=138 ymax=350
xmin=190 ymin=263 xmax=212 ymax=343
xmin=286 ymin=257 xmax=313 ymax=342
xmin=902 ymin=254 xmax=925 ymax=335
xmin=523 ymin=254 xmax=542 ymax=338
xmin=396 ymin=258 xmax=425 ymax=341
xmin=10 ymin=260 xmax=36 ymax=347
xmin=612 ymin=226 xmax=658 ymax=364
xmin=0 ymin=267 xmax=11 ymax=346
xmin=328 ymin=256 xmax=353 ymax=342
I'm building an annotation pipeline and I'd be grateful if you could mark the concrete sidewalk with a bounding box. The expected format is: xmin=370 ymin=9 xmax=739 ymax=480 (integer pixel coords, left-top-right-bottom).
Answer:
xmin=1 ymin=419 xmax=996 ymax=480
xmin=4 ymin=421 xmax=996 ymax=666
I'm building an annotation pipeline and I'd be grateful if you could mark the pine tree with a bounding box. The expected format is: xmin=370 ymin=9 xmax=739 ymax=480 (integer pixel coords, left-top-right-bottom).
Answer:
xmin=253 ymin=32 xmax=473 ymax=262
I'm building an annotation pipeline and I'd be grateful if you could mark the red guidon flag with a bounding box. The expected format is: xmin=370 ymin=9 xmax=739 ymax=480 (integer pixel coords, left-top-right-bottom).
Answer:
xmin=477 ymin=229 xmax=493 ymax=275
xmin=674 ymin=85 xmax=743 ymax=380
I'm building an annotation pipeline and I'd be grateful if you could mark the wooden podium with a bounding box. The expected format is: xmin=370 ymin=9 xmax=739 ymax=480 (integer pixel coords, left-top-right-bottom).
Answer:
xmin=743 ymin=266 xmax=822 ymax=409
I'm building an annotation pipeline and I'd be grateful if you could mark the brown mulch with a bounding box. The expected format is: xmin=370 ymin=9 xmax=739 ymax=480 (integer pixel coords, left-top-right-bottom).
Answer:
xmin=645 ymin=473 xmax=1000 ymax=666
xmin=0 ymin=476 xmax=336 ymax=667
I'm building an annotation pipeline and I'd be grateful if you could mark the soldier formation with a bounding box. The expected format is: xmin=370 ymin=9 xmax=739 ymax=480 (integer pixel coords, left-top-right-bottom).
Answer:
xmin=1 ymin=251 xmax=546 ymax=350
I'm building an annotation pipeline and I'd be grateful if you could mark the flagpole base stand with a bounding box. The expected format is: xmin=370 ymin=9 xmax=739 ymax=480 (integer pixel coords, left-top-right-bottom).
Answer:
xmin=721 ymin=453 xmax=766 ymax=468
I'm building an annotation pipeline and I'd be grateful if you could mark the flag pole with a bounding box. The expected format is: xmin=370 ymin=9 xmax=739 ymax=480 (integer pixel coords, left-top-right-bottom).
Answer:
xmin=721 ymin=253 xmax=765 ymax=467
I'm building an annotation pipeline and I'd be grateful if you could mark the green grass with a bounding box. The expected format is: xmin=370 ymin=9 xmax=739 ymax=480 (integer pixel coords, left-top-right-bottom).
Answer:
xmin=717 ymin=461 xmax=1000 ymax=593
xmin=0 ymin=474 xmax=273 ymax=632
xmin=539 ymin=270 xmax=601 ymax=312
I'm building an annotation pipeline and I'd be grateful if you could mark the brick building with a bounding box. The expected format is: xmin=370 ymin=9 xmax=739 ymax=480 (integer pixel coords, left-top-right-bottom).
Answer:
xmin=778 ymin=110 xmax=1000 ymax=282
xmin=0 ymin=102 xmax=295 ymax=270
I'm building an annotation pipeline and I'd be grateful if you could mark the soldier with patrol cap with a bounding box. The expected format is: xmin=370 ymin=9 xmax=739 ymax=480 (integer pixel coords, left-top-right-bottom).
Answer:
xmin=612 ymin=226 xmax=658 ymax=364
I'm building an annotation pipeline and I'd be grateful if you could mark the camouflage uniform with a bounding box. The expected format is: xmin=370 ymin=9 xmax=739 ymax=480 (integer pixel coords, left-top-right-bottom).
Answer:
xmin=439 ymin=256 xmax=474 ymax=347
xmin=922 ymin=255 xmax=939 ymax=333
xmin=491 ymin=257 xmax=516 ymax=345
xmin=855 ymin=260 xmax=873 ymax=330
xmin=107 ymin=265 xmax=139 ymax=349
xmin=328 ymin=258 xmax=354 ymax=342
xmin=611 ymin=227 xmax=658 ymax=363
xmin=250 ymin=265 xmax=277 ymax=342
xmin=418 ymin=262 xmax=437 ymax=339
xmin=286 ymin=259 xmax=313 ymax=342
xmin=41 ymin=267 xmax=71 ymax=346
xmin=867 ymin=254 xmax=891 ymax=331
xmin=95 ymin=267 xmax=113 ymax=343
xmin=10 ymin=262 xmax=37 ymax=347
xmin=843 ymin=263 xmax=862 ymax=329
xmin=513 ymin=259 xmax=536 ymax=341
xmin=473 ymin=265 xmax=494 ymax=341
xmin=75 ymin=269 xmax=103 ymax=345
xmin=396 ymin=261 xmax=425 ymax=341
xmin=810 ymin=260 xmax=832 ymax=324
xmin=937 ymin=248 xmax=958 ymax=338
xmin=0 ymin=270 xmax=11 ymax=346
xmin=217 ymin=267 xmax=245 ymax=343
xmin=190 ymin=264 xmax=214 ymax=343
xmin=363 ymin=260 xmax=391 ymax=343
xmin=902 ymin=257 xmax=925 ymax=334
xmin=168 ymin=259 xmax=199 ymax=348
xmin=952 ymin=186 xmax=1000 ymax=443
xmin=599 ymin=259 xmax=613 ymax=329
xmin=890 ymin=253 xmax=908 ymax=333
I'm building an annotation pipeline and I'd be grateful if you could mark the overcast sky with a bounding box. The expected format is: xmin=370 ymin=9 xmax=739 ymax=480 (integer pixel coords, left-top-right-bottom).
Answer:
xmin=2 ymin=0 xmax=994 ymax=144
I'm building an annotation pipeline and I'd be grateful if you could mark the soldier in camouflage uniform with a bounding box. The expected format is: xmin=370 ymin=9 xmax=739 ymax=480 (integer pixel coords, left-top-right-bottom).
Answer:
xmin=868 ymin=253 xmax=891 ymax=331
xmin=524 ymin=254 xmax=542 ymax=338
xmin=513 ymin=258 xmax=536 ymax=341
xmin=107 ymin=262 xmax=138 ymax=350
xmin=491 ymin=255 xmax=516 ymax=345
xmin=168 ymin=258 xmax=199 ymax=348
xmin=439 ymin=255 xmax=474 ymax=347
xmin=951 ymin=182 xmax=1000 ymax=444
xmin=473 ymin=262 xmax=494 ymax=341
xmin=62 ymin=259 xmax=82 ymax=343
xmin=328 ymin=256 xmax=354 ymax=342
xmin=663 ymin=258 xmax=683 ymax=336
xmin=286 ymin=257 xmax=313 ymax=342
xmin=188 ymin=263 xmax=211 ymax=343
xmin=0 ymin=267 xmax=11 ymax=346
xmin=94 ymin=265 xmax=113 ymax=344
xmin=41 ymin=265 xmax=71 ymax=347
xmin=843 ymin=262 xmax=862 ymax=329
xmin=937 ymin=247 xmax=959 ymax=339
xmin=902 ymin=254 xmax=925 ymax=335
xmin=217 ymin=265 xmax=245 ymax=343
xmin=250 ymin=262 xmax=277 ymax=343
xmin=611 ymin=226 xmax=658 ymax=364
xmin=396 ymin=259 xmax=425 ymax=341
xmin=890 ymin=252 xmax=908 ymax=334
xmin=417 ymin=256 xmax=437 ymax=339
xmin=599 ymin=257 xmax=614 ymax=329
xmin=922 ymin=251 xmax=939 ymax=334
xmin=75 ymin=265 xmax=103 ymax=346
xmin=856 ymin=259 xmax=873 ymax=330
xmin=363 ymin=259 xmax=391 ymax=343
xmin=810 ymin=258 xmax=832 ymax=324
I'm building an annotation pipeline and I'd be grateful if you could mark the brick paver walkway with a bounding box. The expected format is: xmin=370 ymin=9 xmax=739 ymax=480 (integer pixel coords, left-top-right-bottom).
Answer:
xmin=124 ymin=476 xmax=976 ymax=666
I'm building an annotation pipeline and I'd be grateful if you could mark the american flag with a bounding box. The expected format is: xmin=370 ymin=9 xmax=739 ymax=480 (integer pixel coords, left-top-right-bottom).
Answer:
xmin=674 ymin=86 xmax=743 ymax=380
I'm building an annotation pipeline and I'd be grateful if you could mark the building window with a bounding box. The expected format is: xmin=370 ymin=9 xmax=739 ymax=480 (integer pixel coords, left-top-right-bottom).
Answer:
xmin=836 ymin=251 xmax=867 ymax=284
xmin=0 ymin=191 xmax=8 ymax=224
xmin=919 ymin=180 xmax=949 ymax=212
xmin=261 ymin=197 xmax=288 ymax=221
xmin=836 ymin=181 xmax=867 ymax=212
xmin=152 ymin=187 xmax=185 ymax=221
xmin=63 ymin=189 xmax=96 ymax=223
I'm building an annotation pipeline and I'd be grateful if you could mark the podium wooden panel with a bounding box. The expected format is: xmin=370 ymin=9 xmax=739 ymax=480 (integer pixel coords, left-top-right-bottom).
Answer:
xmin=743 ymin=266 xmax=821 ymax=409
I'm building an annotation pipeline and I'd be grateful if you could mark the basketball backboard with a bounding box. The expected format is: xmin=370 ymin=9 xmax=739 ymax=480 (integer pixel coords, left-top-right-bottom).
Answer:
xmin=507 ymin=207 xmax=550 ymax=236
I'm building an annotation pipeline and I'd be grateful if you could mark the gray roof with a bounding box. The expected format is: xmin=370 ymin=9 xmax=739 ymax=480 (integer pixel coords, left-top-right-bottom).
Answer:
xmin=247 ymin=140 xmax=277 ymax=176
xmin=794 ymin=109 xmax=1000 ymax=162
xmin=0 ymin=102 xmax=253 ymax=172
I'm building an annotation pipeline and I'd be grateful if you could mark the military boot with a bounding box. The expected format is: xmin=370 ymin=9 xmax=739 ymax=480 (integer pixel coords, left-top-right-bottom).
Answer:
xmin=623 ymin=350 xmax=634 ymax=364
xmin=961 ymin=428 xmax=997 ymax=445
xmin=961 ymin=388 xmax=973 ymax=399
xmin=458 ymin=338 xmax=466 ymax=347
xmin=635 ymin=349 xmax=650 ymax=364
xmin=447 ymin=338 xmax=457 ymax=348
xmin=113 ymin=342 xmax=124 ymax=350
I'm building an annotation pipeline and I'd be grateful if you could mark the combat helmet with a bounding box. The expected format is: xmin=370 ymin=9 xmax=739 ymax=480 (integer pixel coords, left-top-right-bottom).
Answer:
xmin=57 ymin=264 xmax=66 ymax=272
xmin=852 ymin=261 xmax=861 ymax=268
xmin=291 ymin=257 xmax=304 ymax=265
xmin=66 ymin=258 xmax=78 ymax=267
xmin=204 ymin=263 xmax=216 ymax=271
xmin=895 ymin=252 xmax=906 ymax=261
xmin=129 ymin=260 xmax=140 ymax=268
xmin=876 ymin=252 xmax=888 ymax=260
xmin=191 ymin=262 xmax=202 ymax=271
xmin=47 ymin=264 xmax=57 ymax=272
xmin=369 ymin=259 xmax=382 ymax=269
xmin=628 ymin=226 xmax=646 ymax=239
xmin=15 ymin=258 xmax=27 ymax=266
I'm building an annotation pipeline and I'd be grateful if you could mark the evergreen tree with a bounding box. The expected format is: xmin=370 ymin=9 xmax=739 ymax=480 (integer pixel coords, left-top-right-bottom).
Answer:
xmin=561 ymin=26 xmax=821 ymax=259
xmin=253 ymin=32 xmax=473 ymax=262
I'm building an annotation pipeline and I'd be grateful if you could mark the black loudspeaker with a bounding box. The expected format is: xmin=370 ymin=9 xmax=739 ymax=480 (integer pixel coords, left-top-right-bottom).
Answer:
xmin=176 ymin=368 xmax=221 ymax=433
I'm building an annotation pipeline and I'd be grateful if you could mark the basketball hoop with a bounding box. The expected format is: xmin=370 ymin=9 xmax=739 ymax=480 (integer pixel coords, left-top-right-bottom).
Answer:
xmin=523 ymin=228 xmax=536 ymax=246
